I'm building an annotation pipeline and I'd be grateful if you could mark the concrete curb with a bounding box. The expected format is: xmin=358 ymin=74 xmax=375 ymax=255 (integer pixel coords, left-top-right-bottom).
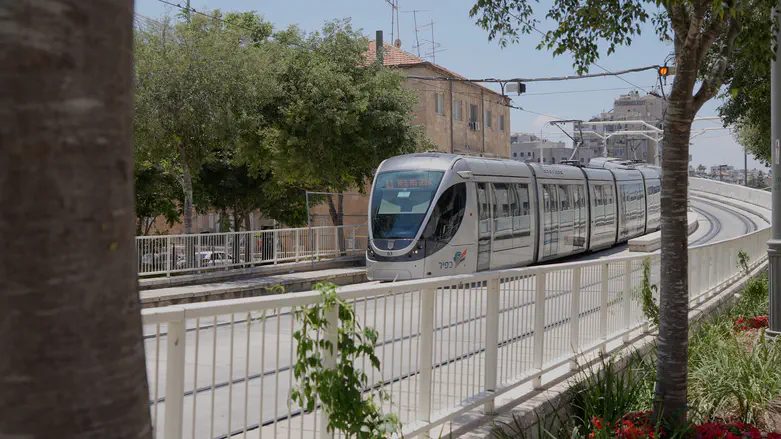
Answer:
xmin=138 ymin=255 xmax=364 ymax=290
xmin=628 ymin=211 xmax=699 ymax=252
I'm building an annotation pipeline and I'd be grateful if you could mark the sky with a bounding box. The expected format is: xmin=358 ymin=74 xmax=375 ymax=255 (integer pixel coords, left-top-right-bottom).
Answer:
xmin=133 ymin=0 xmax=768 ymax=170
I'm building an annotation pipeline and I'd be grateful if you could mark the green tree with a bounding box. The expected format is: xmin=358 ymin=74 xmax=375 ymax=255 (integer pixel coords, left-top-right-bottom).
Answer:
xmin=1 ymin=0 xmax=152 ymax=437
xmin=252 ymin=19 xmax=423 ymax=242
xmin=133 ymin=12 xmax=279 ymax=234
xmin=469 ymin=0 xmax=775 ymax=427
xmin=134 ymin=163 xmax=180 ymax=235
xmin=719 ymin=27 xmax=773 ymax=164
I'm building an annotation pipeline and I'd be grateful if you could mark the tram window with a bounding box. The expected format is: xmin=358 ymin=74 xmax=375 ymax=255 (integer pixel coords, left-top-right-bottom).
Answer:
xmin=370 ymin=170 xmax=445 ymax=239
xmin=492 ymin=183 xmax=511 ymax=218
xmin=558 ymin=186 xmax=569 ymax=210
xmin=515 ymin=184 xmax=530 ymax=215
xmin=593 ymin=186 xmax=602 ymax=207
xmin=509 ymin=185 xmax=521 ymax=217
xmin=421 ymin=183 xmax=467 ymax=243
xmin=477 ymin=183 xmax=490 ymax=221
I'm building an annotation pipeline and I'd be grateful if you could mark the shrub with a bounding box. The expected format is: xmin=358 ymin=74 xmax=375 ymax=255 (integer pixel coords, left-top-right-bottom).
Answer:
xmin=569 ymin=352 xmax=657 ymax=436
xmin=731 ymin=272 xmax=769 ymax=319
xmin=640 ymin=258 xmax=660 ymax=327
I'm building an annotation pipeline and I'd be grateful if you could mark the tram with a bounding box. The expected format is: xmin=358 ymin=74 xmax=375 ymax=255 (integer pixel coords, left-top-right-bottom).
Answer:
xmin=366 ymin=152 xmax=661 ymax=281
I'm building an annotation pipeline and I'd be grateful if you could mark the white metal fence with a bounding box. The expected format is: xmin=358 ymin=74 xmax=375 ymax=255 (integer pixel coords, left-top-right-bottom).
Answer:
xmin=140 ymin=180 xmax=770 ymax=439
xmin=136 ymin=225 xmax=367 ymax=277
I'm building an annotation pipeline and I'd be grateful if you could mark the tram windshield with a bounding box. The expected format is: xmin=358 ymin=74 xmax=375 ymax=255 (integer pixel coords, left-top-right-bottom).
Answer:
xmin=370 ymin=170 xmax=445 ymax=239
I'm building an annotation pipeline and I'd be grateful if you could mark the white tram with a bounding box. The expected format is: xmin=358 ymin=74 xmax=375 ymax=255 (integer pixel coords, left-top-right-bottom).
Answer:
xmin=366 ymin=153 xmax=661 ymax=281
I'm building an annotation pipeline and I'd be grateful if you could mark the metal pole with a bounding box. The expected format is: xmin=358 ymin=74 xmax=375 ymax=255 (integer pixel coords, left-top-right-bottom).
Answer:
xmin=745 ymin=150 xmax=748 ymax=186
xmin=768 ymin=1 xmax=781 ymax=340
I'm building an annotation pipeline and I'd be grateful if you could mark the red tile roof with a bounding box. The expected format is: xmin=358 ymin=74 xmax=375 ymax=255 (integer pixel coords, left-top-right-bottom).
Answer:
xmin=366 ymin=41 xmax=505 ymax=98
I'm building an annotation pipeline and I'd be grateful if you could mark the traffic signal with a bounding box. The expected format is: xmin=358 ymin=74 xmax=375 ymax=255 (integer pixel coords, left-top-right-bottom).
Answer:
xmin=658 ymin=65 xmax=669 ymax=77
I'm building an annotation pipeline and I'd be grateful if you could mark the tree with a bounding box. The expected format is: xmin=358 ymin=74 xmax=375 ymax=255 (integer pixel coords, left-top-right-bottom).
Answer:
xmin=719 ymin=33 xmax=773 ymax=164
xmin=470 ymin=0 xmax=775 ymax=427
xmin=133 ymin=12 xmax=279 ymax=234
xmin=134 ymin=163 xmax=180 ymax=235
xmin=252 ymin=20 xmax=424 ymax=249
xmin=0 ymin=1 xmax=152 ymax=438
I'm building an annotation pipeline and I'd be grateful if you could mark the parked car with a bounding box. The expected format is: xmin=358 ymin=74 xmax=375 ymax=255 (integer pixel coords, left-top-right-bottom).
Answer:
xmin=175 ymin=251 xmax=233 ymax=269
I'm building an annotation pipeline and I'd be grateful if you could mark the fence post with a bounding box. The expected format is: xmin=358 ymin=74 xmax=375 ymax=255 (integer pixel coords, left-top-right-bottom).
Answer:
xmin=333 ymin=227 xmax=339 ymax=257
xmin=623 ymin=261 xmax=632 ymax=343
xmin=315 ymin=228 xmax=321 ymax=261
xmin=569 ymin=267 xmax=581 ymax=371
xmin=295 ymin=230 xmax=300 ymax=262
xmin=533 ymin=272 xmax=546 ymax=389
xmin=166 ymin=236 xmax=172 ymax=278
xmin=350 ymin=227 xmax=357 ymax=255
xmin=320 ymin=303 xmax=339 ymax=439
xmin=273 ymin=231 xmax=279 ymax=265
xmin=164 ymin=320 xmax=187 ymax=439
xmin=484 ymin=278 xmax=501 ymax=412
xmin=600 ymin=263 xmax=609 ymax=354
xmin=196 ymin=235 xmax=201 ymax=272
xmin=690 ymin=250 xmax=699 ymax=301
xmin=418 ymin=288 xmax=436 ymax=437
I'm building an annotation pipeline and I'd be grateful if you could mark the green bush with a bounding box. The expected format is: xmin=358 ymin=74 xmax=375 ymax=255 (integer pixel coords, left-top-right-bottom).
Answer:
xmin=569 ymin=352 xmax=657 ymax=435
xmin=730 ymin=271 xmax=769 ymax=319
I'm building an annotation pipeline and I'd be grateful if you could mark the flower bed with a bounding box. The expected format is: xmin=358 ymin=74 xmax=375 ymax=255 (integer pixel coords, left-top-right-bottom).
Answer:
xmin=734 ymin=316 xmax=769 ymax=332
xmin=587 ymin=412 xmax=781 ymax=439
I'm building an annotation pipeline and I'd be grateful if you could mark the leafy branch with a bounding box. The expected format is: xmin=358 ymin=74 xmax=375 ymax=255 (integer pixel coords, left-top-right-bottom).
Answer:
xmin=291 ymin=282 xmax=400 ymax=439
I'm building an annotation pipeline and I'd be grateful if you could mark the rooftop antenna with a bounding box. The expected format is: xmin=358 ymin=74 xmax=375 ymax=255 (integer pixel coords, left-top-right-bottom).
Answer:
xmin=401 ymin=9 xmax=428 ymax=57
xmin=385 ymin=0 xmax=400 ymax=47
xmin=419 ymin=20 xmax=445 ymax=63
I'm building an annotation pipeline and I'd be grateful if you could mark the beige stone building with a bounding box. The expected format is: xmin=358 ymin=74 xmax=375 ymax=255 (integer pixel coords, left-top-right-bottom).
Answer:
xmin=367 ymin=42 xmax=511 ymax=158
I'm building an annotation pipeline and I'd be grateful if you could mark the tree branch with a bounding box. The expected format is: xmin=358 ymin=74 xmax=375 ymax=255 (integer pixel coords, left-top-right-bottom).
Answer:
xmin=665 ymin=2 xmax=688 ymax=49
xmin=696 ymin=17 xmax=724 ymax=66
xmin=693 ymin=17 xmax=741 ymax=112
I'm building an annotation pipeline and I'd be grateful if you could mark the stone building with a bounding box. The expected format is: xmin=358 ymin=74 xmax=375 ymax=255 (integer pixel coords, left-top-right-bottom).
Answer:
xmin=366 ymin=41 xmax=511 ymax=158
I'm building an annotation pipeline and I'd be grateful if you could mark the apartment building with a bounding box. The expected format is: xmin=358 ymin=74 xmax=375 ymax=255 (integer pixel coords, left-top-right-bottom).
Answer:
xmin=510 ymin=133 xmax=598 ymax=165
xmin=577 ymin=90 xmax=666 ymax=163
xmin=367 ymin=41 xmax=511 ymax=158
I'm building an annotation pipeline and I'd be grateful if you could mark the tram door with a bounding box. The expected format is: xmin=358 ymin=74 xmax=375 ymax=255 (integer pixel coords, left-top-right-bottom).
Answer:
xmin=476 ymin=183 xmax=492 ymax=271
xmin=542 ymin=184 xmax=559 ymax=258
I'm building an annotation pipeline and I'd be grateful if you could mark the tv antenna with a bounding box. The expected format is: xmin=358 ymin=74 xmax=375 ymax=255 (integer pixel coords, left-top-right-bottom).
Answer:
xmin=401 ymin=9 xmax=428 ymax=57
xmin=419 ymin=20 xmax=445 ymax=63
xmin=385 ymin=0 xmax=401 ymax=47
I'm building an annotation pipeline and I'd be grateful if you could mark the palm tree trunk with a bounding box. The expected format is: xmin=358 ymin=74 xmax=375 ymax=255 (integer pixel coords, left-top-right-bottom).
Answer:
xmin=0 ymin=1 xmax=152 ymax=438
xmin=654 ymin=61 xmax=697 ymax=427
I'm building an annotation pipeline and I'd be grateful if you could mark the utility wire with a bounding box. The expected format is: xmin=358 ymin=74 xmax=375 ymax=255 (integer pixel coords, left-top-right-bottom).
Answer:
xmin=592 ymin=62 xmax=648 ymax=90
xmin=406 ymin=65 xmax=659 ymax=84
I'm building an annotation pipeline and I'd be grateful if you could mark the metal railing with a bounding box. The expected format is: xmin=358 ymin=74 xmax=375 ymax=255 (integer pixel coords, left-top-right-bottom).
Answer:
xmin=140 ymin=180 xmax=771 ymax=439
xmin=136 ymin=225 xmax=367 ymax=278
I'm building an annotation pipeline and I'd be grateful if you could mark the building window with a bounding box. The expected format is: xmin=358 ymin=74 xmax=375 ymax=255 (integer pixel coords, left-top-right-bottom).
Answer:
xmin=484 ymin=109 xmax=492 ymax=128
xmin=580 ymin=157 xmax=584 ymax=163
xmin=542 ymin=157 xmax=546 ymax=163
xmin=469 ymin=104 xmax=479 ymax=130
xmin=435 ymin=93 xmax=444 ymax=115
xmin=498 ymin=114 xmax=505 ymax=131
xmin=454 ymin=100 xmax=462 ymax=120
xmin=513 ymin=152 xmax=518 ymax=157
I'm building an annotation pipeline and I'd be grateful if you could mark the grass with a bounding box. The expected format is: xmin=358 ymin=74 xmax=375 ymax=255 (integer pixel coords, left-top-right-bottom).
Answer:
xmin=687 ymin=272 xmax=781 ymax=429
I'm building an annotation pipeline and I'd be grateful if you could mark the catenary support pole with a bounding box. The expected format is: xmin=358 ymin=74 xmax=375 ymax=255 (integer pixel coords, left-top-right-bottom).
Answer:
xmin=768 ymin=1 xmax=781 ymax=340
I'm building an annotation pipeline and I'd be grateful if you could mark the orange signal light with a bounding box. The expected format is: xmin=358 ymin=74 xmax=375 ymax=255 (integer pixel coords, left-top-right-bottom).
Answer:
xmin=659 ymin=66 xmax=669 ymax=77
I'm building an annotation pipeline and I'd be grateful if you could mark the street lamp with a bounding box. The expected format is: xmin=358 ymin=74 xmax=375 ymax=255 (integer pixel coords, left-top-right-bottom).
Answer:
xmin=768 ymin=2 xmax=781 ymax=340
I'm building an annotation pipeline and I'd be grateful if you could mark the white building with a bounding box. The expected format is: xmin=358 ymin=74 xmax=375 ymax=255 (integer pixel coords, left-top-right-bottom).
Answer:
xmin=509 ymin=133 xmax=597 ymax=165
xmin=577 ymin=90 xmax=667 ymax=163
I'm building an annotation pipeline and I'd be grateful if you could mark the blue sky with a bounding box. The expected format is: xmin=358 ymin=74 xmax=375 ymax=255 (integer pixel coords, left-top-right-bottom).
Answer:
xmin=134 ymin=0 xmax=767 ymax=169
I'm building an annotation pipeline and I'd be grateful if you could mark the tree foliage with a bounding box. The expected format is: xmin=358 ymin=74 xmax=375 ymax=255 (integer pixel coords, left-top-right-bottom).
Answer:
xmin=134 ymin=163 xmax=180 ymax=235
xmin=134 ymin=15 xmax=421 ymax=232
xmin=250 ymin=20 xmax=423 ymax=195
xmin=133 ymin=12 xmax=280 ymax=232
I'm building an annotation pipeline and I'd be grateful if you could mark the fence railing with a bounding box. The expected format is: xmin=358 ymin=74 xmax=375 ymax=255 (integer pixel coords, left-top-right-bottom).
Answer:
xmin=136 ymin=224 xmax=367 ymax=277
xmin=140 ymin=180 xmax=771 ymax=439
